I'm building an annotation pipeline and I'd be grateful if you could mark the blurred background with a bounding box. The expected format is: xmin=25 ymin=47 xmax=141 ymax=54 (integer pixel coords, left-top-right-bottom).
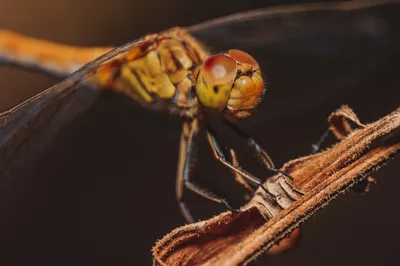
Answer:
xmin=0 ymin=0 xmax=399 ymax=265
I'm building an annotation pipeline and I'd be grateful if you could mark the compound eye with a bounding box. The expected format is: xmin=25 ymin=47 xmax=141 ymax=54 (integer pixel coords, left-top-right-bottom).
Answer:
xmin=195 ymin=54 xmax=237 ymax=111
xmin=202 ymin=54 xmax=237 ymax=85
xmin=228 ymin=49 xmax=259 ymax=69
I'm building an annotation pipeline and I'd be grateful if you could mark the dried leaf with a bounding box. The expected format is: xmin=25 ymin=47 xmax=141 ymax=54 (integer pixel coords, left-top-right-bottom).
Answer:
xmin=328 ymin=105 xmax=365 ymax=139
xmin=152 ymin=106 xmax=400 ymax=266
xmin=266 ymin=105 xmax=368 ymax=254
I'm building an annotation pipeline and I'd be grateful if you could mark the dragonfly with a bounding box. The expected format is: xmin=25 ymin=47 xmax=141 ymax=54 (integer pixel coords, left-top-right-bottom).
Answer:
xmin=0 ymin=0 xmax=396 ymax=223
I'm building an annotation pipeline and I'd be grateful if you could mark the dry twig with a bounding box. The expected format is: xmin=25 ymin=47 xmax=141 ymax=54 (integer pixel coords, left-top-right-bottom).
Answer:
xmin=152 ymin=106 xmax=400 ymax=266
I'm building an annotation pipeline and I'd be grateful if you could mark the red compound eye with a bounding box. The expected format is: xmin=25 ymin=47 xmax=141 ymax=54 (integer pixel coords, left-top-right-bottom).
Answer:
xmin=202 ymin=54 xmax=237 ymax=84
xmin=228 ymin=49 xmax=259 ymax=69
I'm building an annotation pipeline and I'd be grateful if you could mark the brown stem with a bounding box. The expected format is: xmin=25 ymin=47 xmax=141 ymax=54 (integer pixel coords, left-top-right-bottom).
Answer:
xmin=152 ymin=106 xmax=400 ymax=266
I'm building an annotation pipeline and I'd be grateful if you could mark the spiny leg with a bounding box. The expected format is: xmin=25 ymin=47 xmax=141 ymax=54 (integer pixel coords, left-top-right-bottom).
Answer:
xmin=229 ymin=149 xmax=255 ymax=193
xmin=176 ymin=119 xmax=239 ymax=224
xmin=223 ymin=120 xmax=293 ymax=182
xmin=311 ymin=128 xmax=331 ymax=154
xmin=216 ymin=145 xmax=254 ymax=192
xmin=228 ymin=148 xmax=256 ymax=202
xmin=206 ymin=125 xmax=277 ymax=198
xmin=219 ymin=143 xmax=256 ymax=198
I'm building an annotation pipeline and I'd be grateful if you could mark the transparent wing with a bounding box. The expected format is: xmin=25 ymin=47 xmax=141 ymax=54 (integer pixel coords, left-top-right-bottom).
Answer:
xmin=188 ymin=0 xmax=398 ymax=51
xmin=0 ymin=38 xmax=144 ymax=176
xmin=0 ymin=38 xmax=143 ymax=130
xmin=188 ymin=0 xmax=400 ymax=121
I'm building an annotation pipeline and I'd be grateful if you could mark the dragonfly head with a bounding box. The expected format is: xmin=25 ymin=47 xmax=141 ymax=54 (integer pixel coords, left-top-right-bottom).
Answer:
xmin=194 ymin=49 xmax=265 ymax=119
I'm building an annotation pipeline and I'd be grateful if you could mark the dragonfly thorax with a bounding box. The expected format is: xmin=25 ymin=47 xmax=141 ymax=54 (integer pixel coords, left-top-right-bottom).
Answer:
xmin=90 ymin=27 xmax=207 ymax=116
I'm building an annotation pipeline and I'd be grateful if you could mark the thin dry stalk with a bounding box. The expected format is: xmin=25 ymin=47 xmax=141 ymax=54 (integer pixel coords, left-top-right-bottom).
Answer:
xmin=153 ymin=106 xmax=400 ymax=266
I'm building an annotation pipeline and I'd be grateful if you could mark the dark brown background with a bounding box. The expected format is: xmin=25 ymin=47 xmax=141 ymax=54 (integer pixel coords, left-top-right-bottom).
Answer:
xmin=0 ymin=0 xmax=399 ymax=265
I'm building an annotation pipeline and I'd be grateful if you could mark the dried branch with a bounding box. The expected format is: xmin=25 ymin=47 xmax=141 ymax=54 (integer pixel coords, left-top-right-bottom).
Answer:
xmin=152 ymin=106 xmax=400 ymax=266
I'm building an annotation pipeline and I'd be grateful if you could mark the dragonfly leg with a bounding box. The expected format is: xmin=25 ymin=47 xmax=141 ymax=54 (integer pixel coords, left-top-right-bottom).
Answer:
xmin=176 ymin=119 xmax=239 ymax=224
xmin=206 ymin=125 xmax=277 ymax=198
xmin=223 ymin=120 xmax=294 ymax=182
xmin=228 ymin=148 xmax=255 ymax=193
xmin=184 ymin=180 xmax=240 ymax=212
xmin=311 ymin=128 xmax=331 ymax=154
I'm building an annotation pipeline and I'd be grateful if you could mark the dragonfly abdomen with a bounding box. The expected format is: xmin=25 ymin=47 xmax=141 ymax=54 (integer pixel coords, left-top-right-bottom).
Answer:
xmin=0 ymin=29 xmax=113 ymax=77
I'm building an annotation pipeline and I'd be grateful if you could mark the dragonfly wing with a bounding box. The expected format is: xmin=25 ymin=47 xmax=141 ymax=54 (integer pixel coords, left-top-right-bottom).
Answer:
xmin=188 ymin=1 xmax=397 ymax=51
xmin=188 ymin=1 xmax=400 ymax=121
xmin=0 ymin=38 xmax=144 ymax=176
